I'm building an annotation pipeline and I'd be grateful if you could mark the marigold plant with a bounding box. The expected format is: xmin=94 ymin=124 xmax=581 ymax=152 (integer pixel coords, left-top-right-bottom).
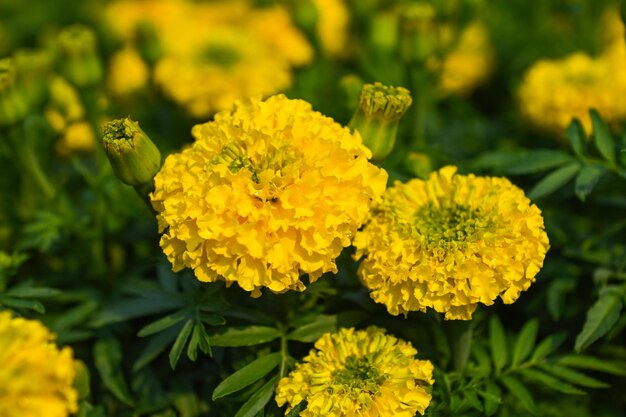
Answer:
xmin=275 ymin=327 xmax=434 ymax=417
xmin=151 ymin=95 xmax=388 ymax=296
xmin=354 ymin=166 xmax=549 ymax=320
xmin=0 ymin=311 xmax=77 ymax=417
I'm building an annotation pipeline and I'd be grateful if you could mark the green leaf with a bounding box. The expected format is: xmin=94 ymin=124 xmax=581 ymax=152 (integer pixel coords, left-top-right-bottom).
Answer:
xmin=200 ymin=313 xmax=226 ymax=326
xmin=528 ymin=162 xmax=581 ymax=200
xmin=489 ymin=316 xmax=508 ymax=374
xmin=133 ymin=325 xmax=182 ymax=372
xmin=479 ymin=381 xmax=501 ymax=416
xmin=93 ymin=337 xmax=135 ymax=406
xmin=91 ymin=296 xmax=185 ymax=327
xmin=590 ymin=109 xmax=616 ymax=163
xmin=500 ymin=376 xmax=537 ymax=414
xmin=539 ymin=364 xmax=610 ymax=388
xmin=519 ymin=368 xmax=586 ymax=395
xmin=52 ymin=301 xmax=99 ymax=331
xmin=512 ymin=319 xmax=539 ymax=367
xmin=210 ymin=326 xmax=282 ymax=347
xmin=556 ymin=354 xmax=626 ymax=376
xmin=575 ymin=164 xmax=606 ymax=201
xmin=285 ymin=400 xmax=307 ymax=417
xmin=138 ymin=309 xmax=191 ymax=337
xmin=463 ymin=389 xmax=484 ymax=412
xmin=0 ymin=297 xmax=45 ymax=313
xmin=472 ymin=149 xmax=573 ymax=175
xmin=567 ymin=118 xmax=587 ymax=157
xmin=233 ymin=376 xmax=279 ymax=417
xmin=575 ymin=290 xmax=623 ymax=351
xmin=212 ymin=352 xmax=282 ymax=400
xmin=531 ymin=332 xmax=567 ymax=362
xmin=169 ymin=319 xmax=194 ymax=369
xmin=287 ymin=315 xmax=337 ymax=343
xmin=5 ymin=286 xmax=62 ymax=298
xmin=472 ymin=344 xmax=492 ymax=377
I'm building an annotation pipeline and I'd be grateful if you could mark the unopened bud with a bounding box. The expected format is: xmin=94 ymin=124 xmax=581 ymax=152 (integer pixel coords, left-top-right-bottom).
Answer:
xmin=102 ymin=117 xmax=161 ymax=187
xmin=57 ymin=25 xmax=103 ymax=88
xmin=0 ymin=58 xmax=29 ymax=127
xmin=14 ymin=49 xmax=53 ymax=109
xmin=134 ymin=21 xmax=163 ymax=65
xmin=404 ymin=152 xmax=432 ymax=179
xmin=349 ymin=82 xmax=412 ymax=161
xmin=398 ymin=3 xmax=436 ymax=64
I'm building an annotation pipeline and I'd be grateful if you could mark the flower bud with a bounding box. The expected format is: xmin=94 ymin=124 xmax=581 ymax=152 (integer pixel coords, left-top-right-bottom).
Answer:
xmin=102 ymin=117 xmax=161 ymax=187
xmin=134 ymin=21 xmax=163 ymax=65
xmin=398 ymin=3 xmax=436 ymax=65
xmin=14 ymin=48 xmax=53 ymax=109
xmin=57 ymin=25 xmax=103 ymax=88
xmin=348 ymin=82 xmax=412 ymax=161
xmin=404 ymin=151 xmax=432 ymax=179
xmin=0 ymin=58 xmax=29 ymax=127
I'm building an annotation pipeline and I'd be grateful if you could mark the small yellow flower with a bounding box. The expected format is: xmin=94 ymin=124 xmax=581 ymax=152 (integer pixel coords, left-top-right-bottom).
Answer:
xmin=312 ymin=0 xmax=350 ymax=58
xmin=0 ymin=311 xmax=78 ymax=417
xmin=354 ymin=166 xmax=549 ymax=320
xmin=275 ymin=327 xmax=434 ymax=417
xmin=151 ymin=95 xmax=387 ymax=296
xmin=55 ymin=121 xmax=96 ymax=156
xmin=107 ymin=45 xmax=149 ymax=97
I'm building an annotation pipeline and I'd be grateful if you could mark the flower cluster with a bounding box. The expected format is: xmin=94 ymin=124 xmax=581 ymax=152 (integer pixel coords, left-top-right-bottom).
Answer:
xmin=518 ymin=9 xmax=626 ymax=135
xmin=275 ymin=327 xmax=434 ymax=417
xmin=354 ymin=166 xmax=549 ymax=320
xmin=0 ymin=311 xmax=77 ymax=417
xmin=151 ymin=95 xmax=387 ymax=296
xmin=106 ymin=0 xmax=312 ymax=116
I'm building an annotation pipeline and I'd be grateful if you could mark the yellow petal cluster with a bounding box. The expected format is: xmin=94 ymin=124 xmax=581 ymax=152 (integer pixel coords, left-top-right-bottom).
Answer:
xmin=275 ymin=327 xmax=434 ymax=417
xmin=151 ymin=95 xmax=387 ymax=296
xmin=0 ymin=311 xmax=78 ymax=417
xmin=354 ymin=166 xmax=549 ymax=320
xmin=518 ymin=9 xmax=626 ymax=135
xmin=106 ymin=0 xmax=312 ymax=117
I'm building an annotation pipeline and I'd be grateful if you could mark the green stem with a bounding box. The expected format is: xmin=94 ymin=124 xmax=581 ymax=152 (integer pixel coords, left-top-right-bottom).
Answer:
xmin=279 ymin=327 xmax=290 ymax=378
xmin=445 ymin=319 xmax=473 ymax=373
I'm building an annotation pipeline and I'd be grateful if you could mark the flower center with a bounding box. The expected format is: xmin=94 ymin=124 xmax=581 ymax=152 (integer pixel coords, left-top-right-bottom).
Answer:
xmin=199 ymin=44 xmax=240 ymax=68
xmin=414 ymin=203 xmax=492 ymax=250
xmin=331 ymin=355 xmax=385 ymax=395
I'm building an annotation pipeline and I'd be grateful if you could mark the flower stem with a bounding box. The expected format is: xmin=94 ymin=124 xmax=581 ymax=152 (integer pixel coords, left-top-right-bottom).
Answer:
xmin=445 ymin=319 xmax=473 ymax=373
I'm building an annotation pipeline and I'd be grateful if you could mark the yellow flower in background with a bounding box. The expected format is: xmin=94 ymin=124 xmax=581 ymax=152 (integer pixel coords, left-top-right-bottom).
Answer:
xmin=312 ymin=0 xmax=350 ymax=57
xmin=354 ymin=166 xmax=549 ymax=320
xmin=106 ymin=0 xmax=312 ymax=116
xmin=107 ymin=45 xmax=149 ymax=97
xmin=436 ymin=22 xmax=495 ymax=96
xmin=275 ymin=327 xmax=434 ymax=417
xmin=518 ymin=9 xmax=626 ymax=136
xmin=0 ymin=311 xmax=78 ymax=417
xmin=55 ymin=121 xmax=96 ymax=156
xmin=151 ymin=95 xmax=387 ymax=296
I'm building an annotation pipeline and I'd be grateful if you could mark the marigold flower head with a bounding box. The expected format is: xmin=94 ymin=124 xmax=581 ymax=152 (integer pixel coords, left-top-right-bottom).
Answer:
xmin=354 ymin=166 xmax=549 ymax=320
xmin=0 ymin=311 xmax=78 ymax=417
xmin=275 ymin=327 xmax=434 ymax=417
xmin=151 ymin=95 xmax=387 ymax=296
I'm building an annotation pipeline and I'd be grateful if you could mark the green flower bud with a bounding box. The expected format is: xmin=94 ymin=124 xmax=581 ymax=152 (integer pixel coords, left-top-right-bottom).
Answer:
xmin=102 ymin=117 xmax=161 ymax=187
xmin=0 ymin=58 xmax=29 ymax=127
xmin=57 ymin=25 xmax=103 ymax=88
xmin=404 ymin=151 xmax=432 ymax=179
xmin=349 ymin=82 xmax=412 ymax=161
xmin=398 ymin=3 xmax=436 ymax=65
xmin=14 ymin=48 xmax=53 ymax=108
xmin=134 ymin=21 xmax=163 ymax=66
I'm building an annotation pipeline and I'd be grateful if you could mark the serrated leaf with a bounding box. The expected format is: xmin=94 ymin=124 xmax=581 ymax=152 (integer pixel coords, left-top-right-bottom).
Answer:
xmin=479 ymin=381 xmax=501 ymax=416
xmin=133 ymin=325 xmax=182 ymax=372
xmin=575 ymin=164 xmax=606 ymax=201
xmin=472 ymin=149 xmax=573 ymax=175
xmin=567 ymin=118 xmax=587 ymax=157
xmin=590 ymin=109 xmax=616 ymax=163
xmin=210 ymin=326 xmax=282 ymax=347
xmin=500 ymin=376 xmax=537 ymax=414
xmin=531 ymin=332 xmax=567 ymax=362
xmin=0 ymin=297 xmax=45 ymax=313
xmin=138 ymin=309 xmax=191 ymax=337
xmin=93 ymin=338 xmax=134 ymax=406
xmin=512 ymin=319 xmax=539 ymax=367
xmin=575 ymin=290 xmax=623 ymax=351
xmin=528 ymin=162 xmax=581 ymax=200
xmin=556 ymin=354 xmax=626 ymax=376
xmin=519 ymin=368 xmax=586 ymax=395
xmin=233 ymin=376 xmax=279 ymax=417
xmin=489 ymin=316 xmax=508 ymax=374
xmin=169 ymin=319 xmax=194 ymax=369
xmin=287 ymin=315 xmax=337 ymax=343
xmin=539 ymin=364 xmax=609 ymax=388
xmin=212 ymin=352 xmax=281 ymax=400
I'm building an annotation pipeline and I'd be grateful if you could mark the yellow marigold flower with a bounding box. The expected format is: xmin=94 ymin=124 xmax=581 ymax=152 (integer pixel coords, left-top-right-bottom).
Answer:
xmin=312 ymin=0 xmax=350 ymax=58
xmin=151 ymin=95 xmax=387 ymax=296
xmin=275 ymin=327 xmax=434 ymax=417
xmin=55 ymin=121 xmax=96 ymax=156
xmin=354 ymin=166 xmax=549 ymax=320
xmin=0 ymin=311 xmax=78 ymax=417
xmin=107 ymin=45 xmax=149 ymax=97
xmin=436 ymin=22 xmax=495 ymax=96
